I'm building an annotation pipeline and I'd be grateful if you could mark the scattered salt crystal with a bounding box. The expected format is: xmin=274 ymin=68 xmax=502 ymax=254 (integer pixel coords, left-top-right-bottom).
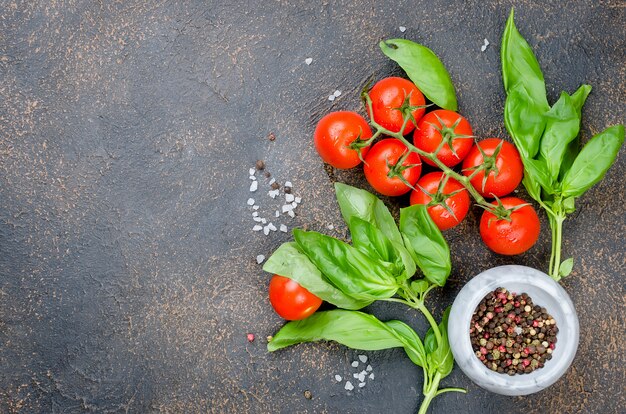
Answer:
xmin=345 ymin=381 xmax=354 ymax=391
xmin=286 ymin=193 xmax=295 ymax=203
xmin=275 ymin=210 xmax=280 ymax=218
xmin=256 ymin=255 xmax=265 ymax=264
xmin=305 ymin=57 xmax=313 ymax=65
xmin=263 ymin=226 xmax=270 ymax=235
xmin=253 ymin=225 xmax=262 ymax=231
xmin=253 ymin=205 xmax=259 ymax=210
xmin=249 ymin=181 xmax=258 ymax=192
xmin=252 ymin=212 xmax=259 ymax=217
xmin=358 ymin=382 xmax=366 ymax=388
xmin=249 ymin=168 xmax=255 ymax=175
xmin=333 ymin=90 xmax=341 ymax=97
xmin=327 ymin=224 xmax=334 ymax=230
xmin=351 ymin=361 xmax=359 ymax=368
xmin=295 ymin=196 xmax=302 ymax=203
xmin=287 ymin=210 xmax=295 ymax=218
xmin=247 ymin=198 xmax=255 ymax=206
xmin=285 ymin=181 xmax=292 ymax=187
xmin=366 ymin=364 xmax=373 ymax=372
xmin=269 ymin=178 xmax=276 ymax=185
xmin=358 ymin=355 xmax=368 ymax=363
xmin=481 ymin=38 xmax=490 ymax=52
xmin=268 ymin=223 xmax=277 ymax=231
xmin=249 ymin=175 xmax=256 ymax=180
xmin=335 ymin=374 xmax=342 ymax=382
xmin=268 ymin=190 xmax=279 ymax=199
xmin=291 ymin=202 xmax=298 ymax=208
xmin=282 ymin=204 xmax=293 ymax=213
xmin=399 ymin=26 xmax=407 ymax=32
xmin=328 ymin=95 xmax=335 ymax=102
xmin=358 ymin=372 xmax=366 ymax=382
xmin=369 ymin=373 xmax=375 ymax=380
xmin=353 ymin=373 xmax=359 ymax=379
xmin=251 ymin=214 xmax=260 ymax=220
xmin=280 ymin=224 xmax=288 ymax=233
xmin=261 ymin=218 xmax=267 ymax=224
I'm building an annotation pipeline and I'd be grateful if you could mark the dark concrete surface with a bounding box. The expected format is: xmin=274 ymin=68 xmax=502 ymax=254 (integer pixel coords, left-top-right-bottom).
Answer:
xmin=1 ymin=1 xmax=624 ymax=413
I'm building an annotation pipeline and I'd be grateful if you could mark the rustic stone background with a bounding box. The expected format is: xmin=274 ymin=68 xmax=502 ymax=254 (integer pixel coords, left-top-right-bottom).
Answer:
xmin=1 ymin=1 xmax=624 ymax=413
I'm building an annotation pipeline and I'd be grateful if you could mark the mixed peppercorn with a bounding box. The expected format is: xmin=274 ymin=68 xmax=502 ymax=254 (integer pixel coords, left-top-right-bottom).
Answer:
xmin=470 ymin=287 xmax=558 ymax=375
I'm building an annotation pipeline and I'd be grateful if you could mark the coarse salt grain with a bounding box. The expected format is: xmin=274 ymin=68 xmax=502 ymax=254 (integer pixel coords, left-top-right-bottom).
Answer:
xmin=327 ymin=224 xmax=334 ymax=230
xmin=247 ymin=198 xmax=255 ymax=206
xmin=351 ymin=361 xmax=359 ymax=368
xmin=263 ymin=226 xmax=270 ymax=235
xmin=287 ymin=210 xmax=295 ymax=218
xmin=261 ymin=218 xmax=267 ymax=224
xmin=275 ymin=210 xmax=280 ymax=218
xmin=358 ymin=382 xmax=366 ymax=388
xmin=249 ymin=175 xmax=256 ymax=180
xmin=366 ymin=364 xmax=373 ymax=372
xmin=328 ymin=95 xmax=336 ymax=102
xmin=399 ymin=26 xmax=407 ymax=32
xmin=268 ymin=223 xmax=277 ymax=231
xmin=369 ymin=373 xmax=375 ymax=380
xmin=249 ymin=168 xmax=255 ymax=175
xmin=253 ymin=205 xmax=259 ymax=210
xmin=286 ymin=193 xmax=295 ymax=203
xmin=295 ymin=196 xmax=302 ymax=203
xmin=253 ymin=225 xmax=262 ymax=231
xmin=285 ymin=181 xmax=292 ymax=187
xmin=335 ymin=374 xmax=342 ymax=382
xmin=269 ymin=178 xmax=276 ymax=185
xmin=282 ymin=204 xmax=293 ymax=213
xmin=345 ymin=381 xmax=354 ymax=391
xmin=358 ymin=355 xmax=368 ymax=363
xmin=291 ymin=201 xmax=298 ymax=208
xmin=249 ymin=181 xmax=258 ymax=192
xmin=353 ymin=373 xmax=359 ymax=379
xmin=280 ymin=224 xmax=288 ymax=233
xmin=256 ymin=255 xmax=265 ymax=264
xmin=358 ymin=372 xmax=366 ymax=382
xmin=252 ymin=212 xmax=259 ymax=217
xmin=268 ymin=190 xmax=279 ymax=199
xmin=305 ymin=58 xmax=313 ymax=65
xmin=333 ymin=90 xmax=341 ymax=97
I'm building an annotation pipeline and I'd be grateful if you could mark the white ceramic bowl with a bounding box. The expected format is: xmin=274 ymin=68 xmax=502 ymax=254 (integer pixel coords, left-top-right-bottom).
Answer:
xmin=448 ymin=265 xmax=579 ymax=395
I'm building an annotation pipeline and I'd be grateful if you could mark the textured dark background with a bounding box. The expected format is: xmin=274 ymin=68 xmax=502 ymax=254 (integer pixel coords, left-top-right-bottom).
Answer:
xmin=1 ymin=1 xmax=624 ymax=413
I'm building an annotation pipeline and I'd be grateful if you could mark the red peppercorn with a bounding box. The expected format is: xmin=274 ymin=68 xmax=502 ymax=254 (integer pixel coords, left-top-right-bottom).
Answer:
xmin=506 ymin=359 xmax=512 ymax=366
xmin=515 ymin=316 xmax=521 ymax=323
xmin=514 ymin=301 xmax=520 ymax=307
xmin=484 ymin=333 xmax=490 ymax=339
xmin=499 ymin=345 xmax=506 ymax=352
xmin=549 ymin=343 xmax=555 ymax=350
xmin=532 ymin=320 xmax=539 ymax=327
xmin=247 ymin=333 xmax=255 ymax=342
xmin=522 ymin=359 xmax=530 ymax=367
xmin=524 ymin=347 xmax=531 ymax=354
xmin=480 ymin=347 xmax=488 ymax=355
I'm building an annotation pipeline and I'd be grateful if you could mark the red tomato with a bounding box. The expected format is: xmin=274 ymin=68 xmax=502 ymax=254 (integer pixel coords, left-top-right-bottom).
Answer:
xmin=410 ymin=172 xmax=470 ymax=231
xmin=363 ymin=138 xmax=422 ymax=196
xmin=269 ymin=275 xmax=322 ymax=321
xmin=462 ymin=138 xmax=524 ymax=198
xmin=413 ymin=109 xmax=474 ymax=167
xmin=480 ymin=197 xmax=540 ymax=255
xmin=368 ymin=77 xmax=426 ymax=134
xmin=314 ymin=111 xmax=372 ymax=169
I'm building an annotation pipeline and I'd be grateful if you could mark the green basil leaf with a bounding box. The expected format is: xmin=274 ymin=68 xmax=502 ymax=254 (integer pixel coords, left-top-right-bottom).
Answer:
xmin=399 ymin=205 xmax=451 ymax=286
xmin=539 ymin=92 xmax=581 ymax=181
xmin=410 ymin=279 xmax=430 ymax=295
xmin=558 ymin=84 xmax=592 ymax=180
xmin=335 ymin=183 xmax=403 ymax=245
xmin=379 ymin=39 xmax=457 ymax=111
xmin=562 ymin=196 xmax=575 ymax=214
xmin=267 ymin=310 xmax=406 ymax=352
xmin=263 ymin=242 xmax=370 ymax=310
xmin=561 ymin=125 xmax=625 ymax=197
xmin=559 ymin=258 xmax=574 ymax=277
xmin=504 ymin=84 xmax=547 ymax=160
xmin=523 ymin=158 xmax=553 ymax=197
xmin=501 ymin=8 xmax=549 ymax=159
xmin=424 ymin=307 xmax=453 ymax=377
xmin=386 ymin=320 xmax=427 ymax=368
xmin=294 ymin=229 xmax=399 ymax=301
xmin=268 ymin=311 xmax=428 ymax=367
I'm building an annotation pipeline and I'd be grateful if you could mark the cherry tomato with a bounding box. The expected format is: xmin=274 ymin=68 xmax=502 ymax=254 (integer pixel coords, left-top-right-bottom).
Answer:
xmin=413 ymin=109 xmax=473 ymax=167
xmin=314 ymin=111 xmax=372 ymax=169
xmin=368 ymin=77 xmax=426 ymax=134
xmin=462 ymin=138 xmax=524 ymax=198
xmin=410 ymin=172 xmax=470 ymax=231
xmin=479 ymin=197 xmax=540 ymax=255
xmin=363 ymin=138 xmax=422 ymax=196
xmin=269 ymin=275 xmax=322 ymax=321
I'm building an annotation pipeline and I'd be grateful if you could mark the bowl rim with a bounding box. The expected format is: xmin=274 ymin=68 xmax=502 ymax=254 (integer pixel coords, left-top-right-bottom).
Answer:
xmin=447 ymin=265 xmax=579 ymax=396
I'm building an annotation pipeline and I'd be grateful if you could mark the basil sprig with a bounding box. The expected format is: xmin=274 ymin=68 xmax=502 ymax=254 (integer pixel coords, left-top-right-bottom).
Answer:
xmin=266 ymin=183 xmax=463 ymax=412
xmin=501 ymin=9 xmax=624 ymax=280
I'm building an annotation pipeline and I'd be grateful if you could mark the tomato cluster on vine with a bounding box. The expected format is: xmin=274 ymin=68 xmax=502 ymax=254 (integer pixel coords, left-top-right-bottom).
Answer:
xmin=314 ymin=76 xmax=540 ymax=256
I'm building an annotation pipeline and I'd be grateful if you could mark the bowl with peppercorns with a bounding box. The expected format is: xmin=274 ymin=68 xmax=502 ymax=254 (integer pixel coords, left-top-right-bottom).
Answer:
xmin=448 ymin=265 xmax=579 ymax=395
